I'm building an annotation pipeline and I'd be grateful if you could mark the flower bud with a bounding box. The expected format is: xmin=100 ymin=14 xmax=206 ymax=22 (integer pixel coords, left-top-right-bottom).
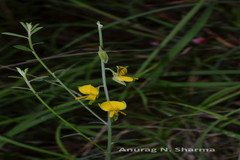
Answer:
xmin=98 ymin=46 xmax=108 ymax=63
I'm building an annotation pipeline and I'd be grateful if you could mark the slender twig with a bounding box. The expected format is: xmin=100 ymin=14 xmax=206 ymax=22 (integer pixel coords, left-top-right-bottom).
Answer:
xmin=97 ymin=21 xmax=112 ymax=160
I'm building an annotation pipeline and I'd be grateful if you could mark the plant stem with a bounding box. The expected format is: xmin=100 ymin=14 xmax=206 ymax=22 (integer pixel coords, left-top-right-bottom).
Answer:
xmin=97 ymin=21 xmax=112 ymax=160
xmin=101 ymin=62 xmax=112 ymax=160
xmin=27 ymin=34 xmax=107 ymax=125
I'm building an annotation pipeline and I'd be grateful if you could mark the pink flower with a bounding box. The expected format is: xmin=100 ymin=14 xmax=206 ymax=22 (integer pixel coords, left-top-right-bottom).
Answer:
xmin=192 ymin=37 xmax=206 ymax=44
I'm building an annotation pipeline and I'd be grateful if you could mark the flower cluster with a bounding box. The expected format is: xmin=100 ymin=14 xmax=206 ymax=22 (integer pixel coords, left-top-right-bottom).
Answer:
xmin=75 ymin=66 xmax=137 ymax=120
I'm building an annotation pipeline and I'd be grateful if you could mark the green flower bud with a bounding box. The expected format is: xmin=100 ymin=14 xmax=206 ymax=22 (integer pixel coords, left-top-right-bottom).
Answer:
xmin=98 ymin=46 xmax=108 ymax=63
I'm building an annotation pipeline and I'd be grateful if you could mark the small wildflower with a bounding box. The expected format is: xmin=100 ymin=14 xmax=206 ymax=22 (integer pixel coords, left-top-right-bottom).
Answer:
xmin=99 ymin=101 xmax=127 ymax=120
xmin=192 ymin=37 xmax=206 ymax=44
xmin=107 ymin=66 xmax=138 ymax=86
xmin=75 ymin=84 xmax=99 ymax=104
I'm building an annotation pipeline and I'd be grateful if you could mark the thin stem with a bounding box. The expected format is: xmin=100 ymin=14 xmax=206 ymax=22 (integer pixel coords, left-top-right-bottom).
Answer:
xmin=97 ymin=21 xmax=104 ymax=48
xmin=97 ymin=21 xmax=112 ymax=160
xmin=101 ymin=64 xmax=110 ymax=102
xmin=107 ymin=103 xmax=112 ymax=159
xmin=21 ymin=73 xmax=105 ymax=152
xmin=101 ymin=62 xmax=112 ymax=160
xmin=27 ymin=33 xmax=107 ymax=125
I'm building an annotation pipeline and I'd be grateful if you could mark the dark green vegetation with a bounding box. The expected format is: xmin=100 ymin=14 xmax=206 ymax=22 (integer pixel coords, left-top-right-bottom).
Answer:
xmin=1 ymin=0 xmax=240 ymax=159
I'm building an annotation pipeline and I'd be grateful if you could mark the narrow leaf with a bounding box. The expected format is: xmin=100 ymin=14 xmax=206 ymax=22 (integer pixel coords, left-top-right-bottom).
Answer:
xmin=201 ymin=85 xmax=240 ymax=106
xmin=8 ymin=76 xmax=23 ymax=80
xmin=14 ymin=45 xmax=32 ymax=52
xmin=12 ymin=87 xmax=30 ymax=91
xmin=16 ymin=67 xmax=24 ymax=76
xmin=33 ymin=42 xmax=44 ymax=46
xmin=20 ymin=22 xmax=28 ymax=32
xmin=32 ymin=23 xmax=40 ymax=30
xmin=0 ymin=136 xmax=69 ymax=158
xmin=2 ymin=32 xmax=27 ymax=39
xmin=24 ymin=68 xmax=29 ymax=74
xmin=31 ymin=27 xmax=43 ymax=35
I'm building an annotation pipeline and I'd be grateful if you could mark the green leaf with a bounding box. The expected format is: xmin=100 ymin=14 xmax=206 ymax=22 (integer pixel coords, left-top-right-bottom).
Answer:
xmin=16 ymin=67 xmax=24 ymax=76
xmin=31 ymin=26 xmax=43 ymax=35
xmin=33 ymin=42 xmax=44 ymax=46
xmin=13 ymin=45 xmax=32 ymax=52
xmin=135 ymin=88 xmax=149 ymax=112
xmin=24 ymin=68 xmax=29 ymax=74
xmin=8 ymin=76 xmax=23 ymax=80
xmin=32 ymin=23 xmax=40 ymax=30
xmin=0 ymin=136 xmax=70 ymax=158
xmin=201 ymin=85 xmax=240 ymax=106
xmin=198 ymin=107 xmax=240 ymax=149
xmin=56 ymin=124 xmax=71 ymax=157
xmin=12 ymin=87 xmax=30 ymax=91
xmin=2 ymin=32 xmax=27 ymax=39
xmin=19 ymin=22 xmax=28 ymax=32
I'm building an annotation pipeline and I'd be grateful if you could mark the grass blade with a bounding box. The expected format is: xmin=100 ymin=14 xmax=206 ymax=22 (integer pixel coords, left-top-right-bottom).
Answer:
xmin=148 ymin=1 xmax=214 ymax=86
xmin=0 ymin=136 xmax=71 ymax=159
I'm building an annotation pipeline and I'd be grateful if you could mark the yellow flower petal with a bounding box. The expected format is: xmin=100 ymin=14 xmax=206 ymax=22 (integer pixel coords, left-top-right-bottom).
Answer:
xmin=117 ymin=66 xmax=128 ymax=76
xmin=100 ymin=101 xmax=127 ymax=111
xmin=119 ymin=76 xmax=135 ymax=82
xmin=119 ymin=111 xmax=127 ymax=116
xmin=100 ymin=102 xmax=112 ymax=111
xmin=85 ymin=95 xmax=97 ymax=100
xmin=78 ymin=84 xmax=99 ymax=95
xmin=109 ymin=111 xmax=115 ymax=118
xmin=75 ymin=96 xmax=87 ymax=100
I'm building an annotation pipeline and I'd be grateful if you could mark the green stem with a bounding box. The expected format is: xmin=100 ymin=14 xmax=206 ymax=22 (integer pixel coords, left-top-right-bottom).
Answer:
xmin=107 ymin=110 xmax=112 ymax=159
xmin=21 ymin=74 xmax=105 ymax=152
xmin=27 ymin=34 xmax=107 ymax=125
xmin=97 ymin=21 xmax=112 ymax=160
xmin=101 ymin=62 xmax=112 ymax=160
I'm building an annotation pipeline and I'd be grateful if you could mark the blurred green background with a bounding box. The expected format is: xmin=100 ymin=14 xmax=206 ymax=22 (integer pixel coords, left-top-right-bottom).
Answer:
xmin=1 ymin=0 xmax=240 ymax=160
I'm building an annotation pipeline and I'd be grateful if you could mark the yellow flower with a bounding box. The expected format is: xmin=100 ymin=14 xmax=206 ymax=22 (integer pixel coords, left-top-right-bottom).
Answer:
xmin=75 ymin=84 xmax=99 ymax=104
xmin=99 ymin=101 xmax=127 ymax=119
xmin=108 ymin=66 xmax=138 ymax=86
